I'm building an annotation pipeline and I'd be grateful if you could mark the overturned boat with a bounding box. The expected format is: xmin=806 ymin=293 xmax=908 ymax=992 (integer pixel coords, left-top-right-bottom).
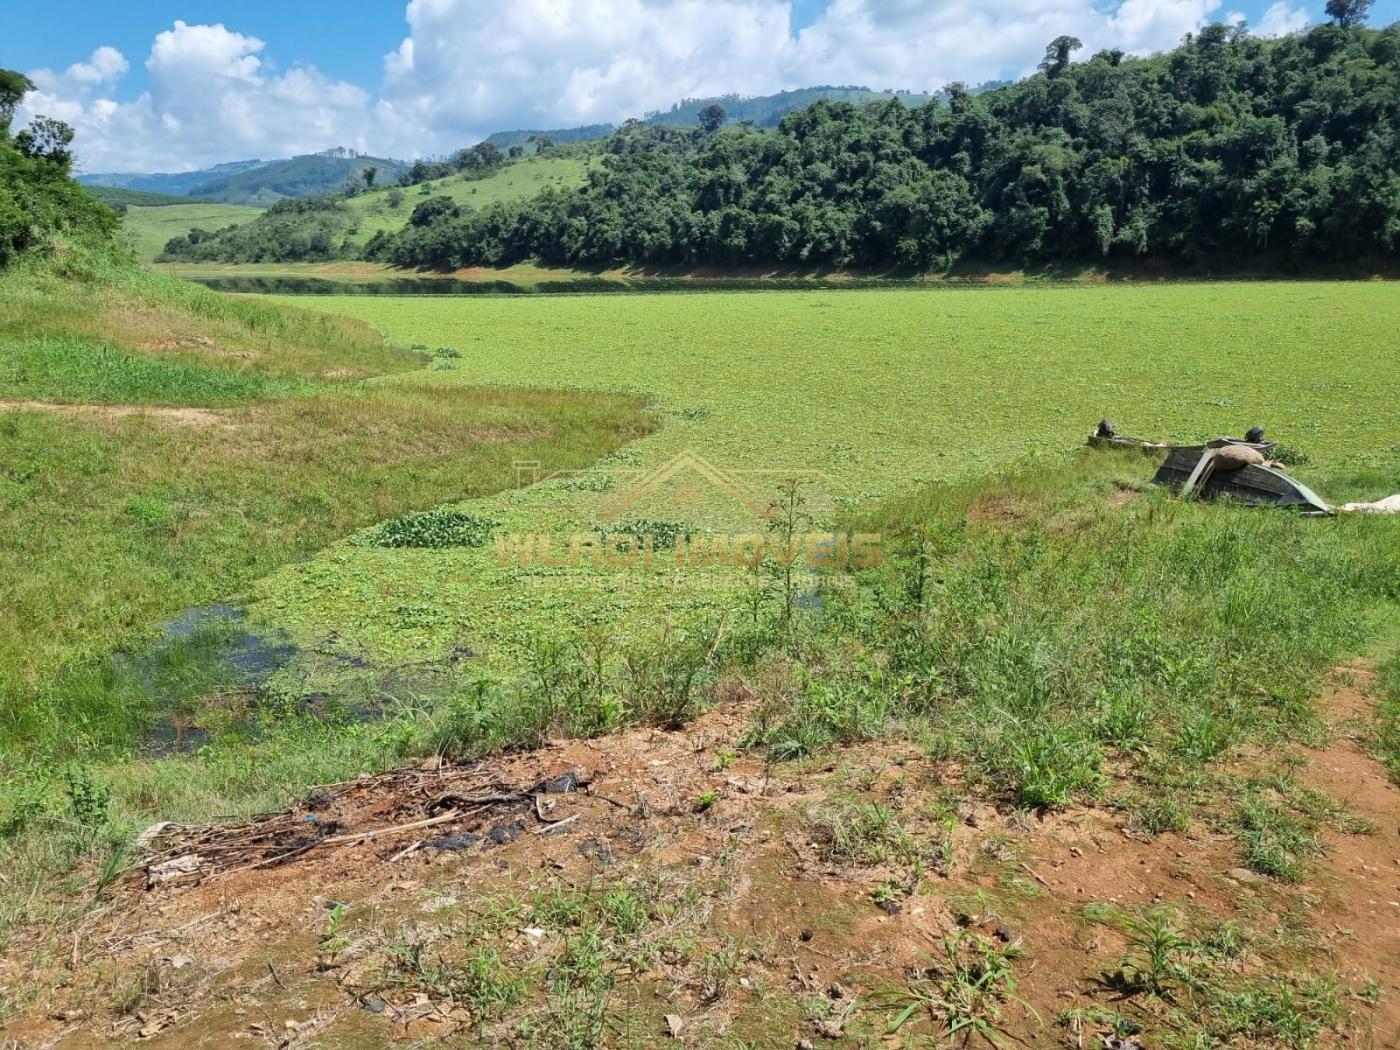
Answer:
xmin=1088 ymin=421 xmax=1331 ymax=514
xmin=1087 ymin=419 xmax=1277 ymax=455
xmin=1152 ymin=445 xmax=1331 ymax=513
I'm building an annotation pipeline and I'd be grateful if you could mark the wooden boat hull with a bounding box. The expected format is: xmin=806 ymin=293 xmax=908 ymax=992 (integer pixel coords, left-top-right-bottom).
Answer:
xmin=1151 ymin=447 xmax=1331 ymax=512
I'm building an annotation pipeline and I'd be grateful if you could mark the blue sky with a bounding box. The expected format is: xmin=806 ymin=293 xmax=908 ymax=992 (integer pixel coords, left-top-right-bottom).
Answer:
xmin=2 ymin=1 xmax=405 ymax=96
xmin=5 ymin=0 xmax=1396 ymax=172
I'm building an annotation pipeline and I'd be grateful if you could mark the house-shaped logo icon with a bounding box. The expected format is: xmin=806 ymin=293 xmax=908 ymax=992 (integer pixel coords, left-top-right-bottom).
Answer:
xmin=595 ymin=450 xmax=777 ymax=523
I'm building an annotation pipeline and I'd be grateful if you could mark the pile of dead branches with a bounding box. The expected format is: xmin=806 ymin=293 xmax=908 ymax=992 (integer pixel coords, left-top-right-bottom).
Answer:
xmin=134 ymin=761 xmax=592 ymax=889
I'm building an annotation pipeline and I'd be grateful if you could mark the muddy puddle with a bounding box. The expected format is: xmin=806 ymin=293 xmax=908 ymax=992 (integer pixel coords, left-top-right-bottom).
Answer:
xmin=121 ymin=605 xmax=466 ymax=755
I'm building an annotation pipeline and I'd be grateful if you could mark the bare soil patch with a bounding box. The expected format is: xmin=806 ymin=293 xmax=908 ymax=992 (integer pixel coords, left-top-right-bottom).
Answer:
xmin=0 ymin=400 xmax=235 ymax=427
xmin=5 ymin=674 xmax=1396 ymax=1047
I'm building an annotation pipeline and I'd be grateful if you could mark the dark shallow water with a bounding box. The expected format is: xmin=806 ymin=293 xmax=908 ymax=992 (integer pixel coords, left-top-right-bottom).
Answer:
xmin=189 ymin=274 xmax=933 ymax=296
xmin=128 ymin=604 xmax=473 ymax=756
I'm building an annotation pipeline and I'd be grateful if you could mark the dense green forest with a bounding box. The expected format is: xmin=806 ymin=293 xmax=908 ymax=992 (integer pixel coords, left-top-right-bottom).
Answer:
xmin=375 ymin=21 xmax=1399 ymax=272
xmin=160 ymin=196 xmax=353 ymax=263
xmin=0 ymin=71 xmax=117 ymax=265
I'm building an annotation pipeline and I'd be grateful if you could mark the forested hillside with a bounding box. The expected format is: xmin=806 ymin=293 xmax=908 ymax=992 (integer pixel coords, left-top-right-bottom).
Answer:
xmin=78 ymin=159 xmax=266 ymax=198
xmin=81 ymin=151 xmax=407 ymax=206
xmin=158 ymin=154 xmax=596 ymax=262
xmin=379 ymin=22 xmax=1400 ymax=272
xmin=0 ymin=71 xmax=117 ymax=265
xmin=189 ymin=151 xmax=406 ymax=205
xmin=481 ymin=87 xmax=959 ymax=153
xmin=642 ymin=85 xmax=938 ymax=128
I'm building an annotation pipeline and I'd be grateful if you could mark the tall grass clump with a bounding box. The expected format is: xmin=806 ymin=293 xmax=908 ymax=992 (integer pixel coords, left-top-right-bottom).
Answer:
xmin=1372 ymin=652 xmax=1400 ymax=785
xmin=418 ymin=619 xmax=726 ymax=758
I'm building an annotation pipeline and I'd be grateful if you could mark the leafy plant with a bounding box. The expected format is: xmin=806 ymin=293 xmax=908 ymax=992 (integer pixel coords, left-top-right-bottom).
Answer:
xmin=884 ymin=930 xmax=1031 ymax=1046
xmin=63 ymin=764 xmax=111 ymax=833
xmin=1117 ymin=909 xmax=1191 ymax=997
xmin=603 ymin=518 xmax=696 ymax=551
xmin=357 ymin=508 xmax=499 ymax=549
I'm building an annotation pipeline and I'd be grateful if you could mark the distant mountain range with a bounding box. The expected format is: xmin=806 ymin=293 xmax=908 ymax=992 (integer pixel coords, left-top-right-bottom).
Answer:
xmin=483 ymin=125 xmax=617 ymax=151
xmin=484 ymin=84 xmax=990 ymax=152
xmin=643 ymin=85 xmax=943 ymax=126
xmin=83 ymin=85 xmax=1004 ymax=205
xmin=79 ymin=149 xmax=408 ymax=206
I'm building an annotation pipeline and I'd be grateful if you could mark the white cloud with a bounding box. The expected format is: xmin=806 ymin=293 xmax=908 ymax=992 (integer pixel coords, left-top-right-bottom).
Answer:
xmin=375 ymin=0 xmax=1230 ymax=157
xmin=20 ymin=22 xmax=371 ymax=172
xmin=24 ymin=2 xmax=1285 ymax=173
xmin=1254 ymin=2 xmax=1310 ymax=36
xmin=65 ymin=46 xmax=129 ymax=86
xmin=374 ymin=0 xmax=798 ymax=154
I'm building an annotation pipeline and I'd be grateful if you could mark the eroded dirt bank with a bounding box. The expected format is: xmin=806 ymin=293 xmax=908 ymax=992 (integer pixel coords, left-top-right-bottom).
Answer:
xmin=4 ymin=671 xmax=1397 ymax=1049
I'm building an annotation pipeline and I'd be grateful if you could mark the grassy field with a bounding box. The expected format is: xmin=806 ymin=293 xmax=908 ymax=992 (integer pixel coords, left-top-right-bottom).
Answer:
xmin=5 ymin=273 xmax=1400 ymax=1047
xmin=0 ymin=249 xmax=651 ymax=755
xmin=119 ymin=202 xmax=264 ymax=262
xmin=277 ymin=283 xmax=1400 ymax=484
xmin=238 ymin=284 xmax=1400 ymax=668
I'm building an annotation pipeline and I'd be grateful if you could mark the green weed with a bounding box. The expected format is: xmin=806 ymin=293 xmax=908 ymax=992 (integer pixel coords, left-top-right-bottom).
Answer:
xmin=1086 ymin=903 xmax=1355 ymax=1046
xmin=884 ymin=930 xmax=1029 ymax=1046
xmin=805 ymin=800 xmax=917 ymax=866
xmin=1235 ymin=795 xmax=1323 ymax=882
xmin=1372 ymin=652 xmax=1400 ymax=785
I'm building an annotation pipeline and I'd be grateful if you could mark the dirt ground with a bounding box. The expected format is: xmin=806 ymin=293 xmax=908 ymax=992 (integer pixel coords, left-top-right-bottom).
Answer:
xmin=2 ymin=670 xmax=1396 ymax=1049
xmin=0 ymin=401 xmax=234 ymax=427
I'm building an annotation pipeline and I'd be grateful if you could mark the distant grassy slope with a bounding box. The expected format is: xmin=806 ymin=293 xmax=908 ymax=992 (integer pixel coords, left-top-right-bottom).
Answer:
xmin=342 ymin=154 xmax=599 ymax=246
xmin=85 ymin=187 xmax=193 ymax=208
xmin=152 ymin=155 xmax=601 ymax=262
xmin=121 ymin=202 xmax=264 ymax=261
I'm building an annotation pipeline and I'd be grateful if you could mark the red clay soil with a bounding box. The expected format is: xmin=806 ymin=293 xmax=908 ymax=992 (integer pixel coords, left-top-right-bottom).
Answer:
xmin=1292 ymin=666 xmax=1400 ymax=1042
xmin=3 ymin=673 xmax=1397 ymax=1048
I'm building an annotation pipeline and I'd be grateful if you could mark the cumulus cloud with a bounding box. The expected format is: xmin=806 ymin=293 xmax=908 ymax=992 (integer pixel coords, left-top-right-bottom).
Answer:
xmin=373 ymin=0 xmax=797 ymax=153
xmin=23 ymin=2 xmax=1300 ymax=172
xmin=64 ymin=47 xmax=129 ymax=86
xmin=20 ymin=22 xmax=371 ymax=172
xmin=1254 ymin=2 xmax=1311 ymax=36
